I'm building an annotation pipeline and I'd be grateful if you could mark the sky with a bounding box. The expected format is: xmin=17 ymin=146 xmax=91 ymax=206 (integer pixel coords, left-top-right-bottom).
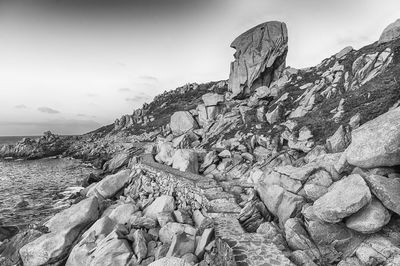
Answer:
xmin=0 ymin=0 xmax=399 ymax=136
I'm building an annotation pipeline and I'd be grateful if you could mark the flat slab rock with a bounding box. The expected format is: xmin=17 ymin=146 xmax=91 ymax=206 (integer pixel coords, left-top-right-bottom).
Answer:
xmin=313 ymin=174 xmax=371 ymax=223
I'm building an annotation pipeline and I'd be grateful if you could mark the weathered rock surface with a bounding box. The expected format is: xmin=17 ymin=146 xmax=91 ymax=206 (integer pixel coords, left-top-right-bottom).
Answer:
xmin=144 ymin=195 xmax=175 ymax=219
xmin=313 ymin=174 xmax=371 ymax=223
xmin=19 ymin=197 xmax=99 ymax=266
xmin=172 ymin=149 xmax=199 ymax=174
xmin=379 ymin=18 xmax=400 ymax=44
xmin=345 ymin=197 xmax=391 ymax=234
xmin=87 ymin=169 xmax=131 ymax=199
xmin=345 ymin=107 xmax=400 ymax=168
xmin=170 ymin=111 xmax=199 ymax=136
xmin=257 ymin=183 xmax=304 ymax=227
xmin=364 ymin=174 xmax=400 ymax=215
xmin=228 ymin=21 xmax=288 ymax=98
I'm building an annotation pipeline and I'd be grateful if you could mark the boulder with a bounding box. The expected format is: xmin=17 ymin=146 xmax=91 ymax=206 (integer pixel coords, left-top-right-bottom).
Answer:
xmin=87 ymin=169 xmax=131 ymax=199
xmin=228 ymin=21 xmax=288 ymax=98
xmin=144 ymin=195 xmax=175 ymax=219
xmin=202 ymin=93 xmax=224 ymax=106
xmin=171 ymin=149 xmax=199 ymax=174
xmin=155 ymin=142 xmax=176 ymax=165
xmin=170 ymin=111 xmax=199 ymax=136
xmin=345 ymin=197 xmax=391 ymax=234
xmin=194 ymin=228 xmax=214 ymax=258
xmin=379 ymin=18 xmax=400 ymax=44
xmin=107 ymin=203 xmax=138 ymax=225
xmin=132 ymin=230 xmax=147 ymax=263
xmin=256 ymin=183 xmax=304 ymax=227
xmin=313 ymin=174 xmax=371 ymax=223
xmin=355 ymin=236 xmax=400 ymax=265
xmin=103 ymin=152 xmax=130 ymax=173
xmin=66 ymin=217 xmax=116 ymax=266
xmin=364 ymin=174 xmax=400 ymax=215
xmin=166 ymin=232 xmax=195 ymax=257
xmin=149 ymin=257 xmax=191 ymax=266
xmin=159 ymin=223 xmax=196 ymax=244
xmin=0 ymin=229 xmax=43 ymax=266
xmin=335 ymin=46 xmax=353 ymax=59
xmin=345 ymin=107 xmax=400 ymax=168
xmin=284 ymin=218 xmax=317 ymax=251
xmin=87 ymin=232 xmax=132 ymax=266
xmin=20 ymin=197 xmax=99 ymax=266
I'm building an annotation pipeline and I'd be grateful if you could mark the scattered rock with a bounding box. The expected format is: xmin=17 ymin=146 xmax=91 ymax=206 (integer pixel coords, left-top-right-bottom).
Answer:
xmin=313 ymin=174 xmax=371 ymax=223
xmin=346 ymin=197 xmax=391 ymax=234
xmin=364 ymin=174 xmax=400 ymax=215
xmin=144 ymin=195 xmax=175 ymax=219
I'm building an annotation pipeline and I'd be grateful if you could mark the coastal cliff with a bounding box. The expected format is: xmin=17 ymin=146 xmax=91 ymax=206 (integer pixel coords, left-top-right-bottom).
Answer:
xmin=1 ymin=19 xmax=400 ymax=266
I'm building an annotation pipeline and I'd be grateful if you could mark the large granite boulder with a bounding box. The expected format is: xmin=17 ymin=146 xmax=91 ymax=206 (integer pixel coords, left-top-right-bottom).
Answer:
xmin=364 ymin=174 xmax=400 ymax=215
xmin=345 ymin=107 xmax=400 ymax=168
xmin=19 ymin=197 xmax=100 ymax=266
xmin=379 ymin=18 xmax=400 ymax=44
xmin=228 ymin=21 xmax=288 ymax=98
xmin=313 ymin=174 xmax=371 ymax=223
xmin=170 ymin=111 xmax=199 ymax=136
xmin=345 ymin=197 xmax=391 ymax=234
xmin=87 ymin=169 xmax=131 ymax=199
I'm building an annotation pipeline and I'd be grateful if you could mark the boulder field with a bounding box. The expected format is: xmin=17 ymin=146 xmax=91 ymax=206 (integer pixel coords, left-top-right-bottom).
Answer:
xmin=1 ymin=18 xmax=400 ymax=266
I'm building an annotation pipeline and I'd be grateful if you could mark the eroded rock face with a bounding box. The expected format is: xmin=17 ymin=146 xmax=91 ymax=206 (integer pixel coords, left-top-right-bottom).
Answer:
xmin=379 ymin=18 xmax=400 ymax=44
xmin=228 ymin=21 xmax=288 ymax=98
xmin=345 ymin=107 xmax=400 ymax=168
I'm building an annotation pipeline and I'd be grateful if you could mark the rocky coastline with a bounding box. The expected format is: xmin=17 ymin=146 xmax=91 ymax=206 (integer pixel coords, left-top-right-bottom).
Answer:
xmin=1 ymin=18 xmax=400 ymax=266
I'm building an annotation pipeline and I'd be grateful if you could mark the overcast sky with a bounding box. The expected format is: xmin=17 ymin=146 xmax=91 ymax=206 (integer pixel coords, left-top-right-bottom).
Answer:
xmin=0 ymin=0 xmax=399 ymax=136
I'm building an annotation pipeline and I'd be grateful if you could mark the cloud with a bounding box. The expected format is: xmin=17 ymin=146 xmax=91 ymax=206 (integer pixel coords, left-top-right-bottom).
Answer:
xmin=118 ymin=88 xmax=131 ymax=92
xmin=139 ymin=75 xmax=158 ymax=82
xmin=125 ymin=92 xmax=152 ymax=103
xmin=15 ymin=104 xmax=27 ymax=109
xmin=85 ymin=93 xmax=97 ymax=97
xmin=77 ymin=113 xmax=96 ymax=118
xmin=37 ymin=106 xmax=60 ymax=114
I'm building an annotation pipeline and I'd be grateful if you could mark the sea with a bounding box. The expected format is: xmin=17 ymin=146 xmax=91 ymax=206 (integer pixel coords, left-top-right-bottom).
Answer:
xmin=0 ymin=136 xmax=100 ymax=227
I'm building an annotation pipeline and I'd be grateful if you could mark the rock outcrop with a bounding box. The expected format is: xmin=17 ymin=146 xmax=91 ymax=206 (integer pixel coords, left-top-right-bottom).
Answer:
xmin=228 ymin=21 xmax=288 ymax=98
xmin=379 ymin=18 xmax=400 ymax=44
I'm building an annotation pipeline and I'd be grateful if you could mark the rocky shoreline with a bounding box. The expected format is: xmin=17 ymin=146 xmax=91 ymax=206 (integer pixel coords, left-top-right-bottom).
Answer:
xmin=1 ymin=19 xmax=400 ymax=265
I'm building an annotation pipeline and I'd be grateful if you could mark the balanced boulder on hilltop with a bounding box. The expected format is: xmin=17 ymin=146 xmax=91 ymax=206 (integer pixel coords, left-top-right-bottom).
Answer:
xmin=228 ymin=21 xmax=288 ymax=98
